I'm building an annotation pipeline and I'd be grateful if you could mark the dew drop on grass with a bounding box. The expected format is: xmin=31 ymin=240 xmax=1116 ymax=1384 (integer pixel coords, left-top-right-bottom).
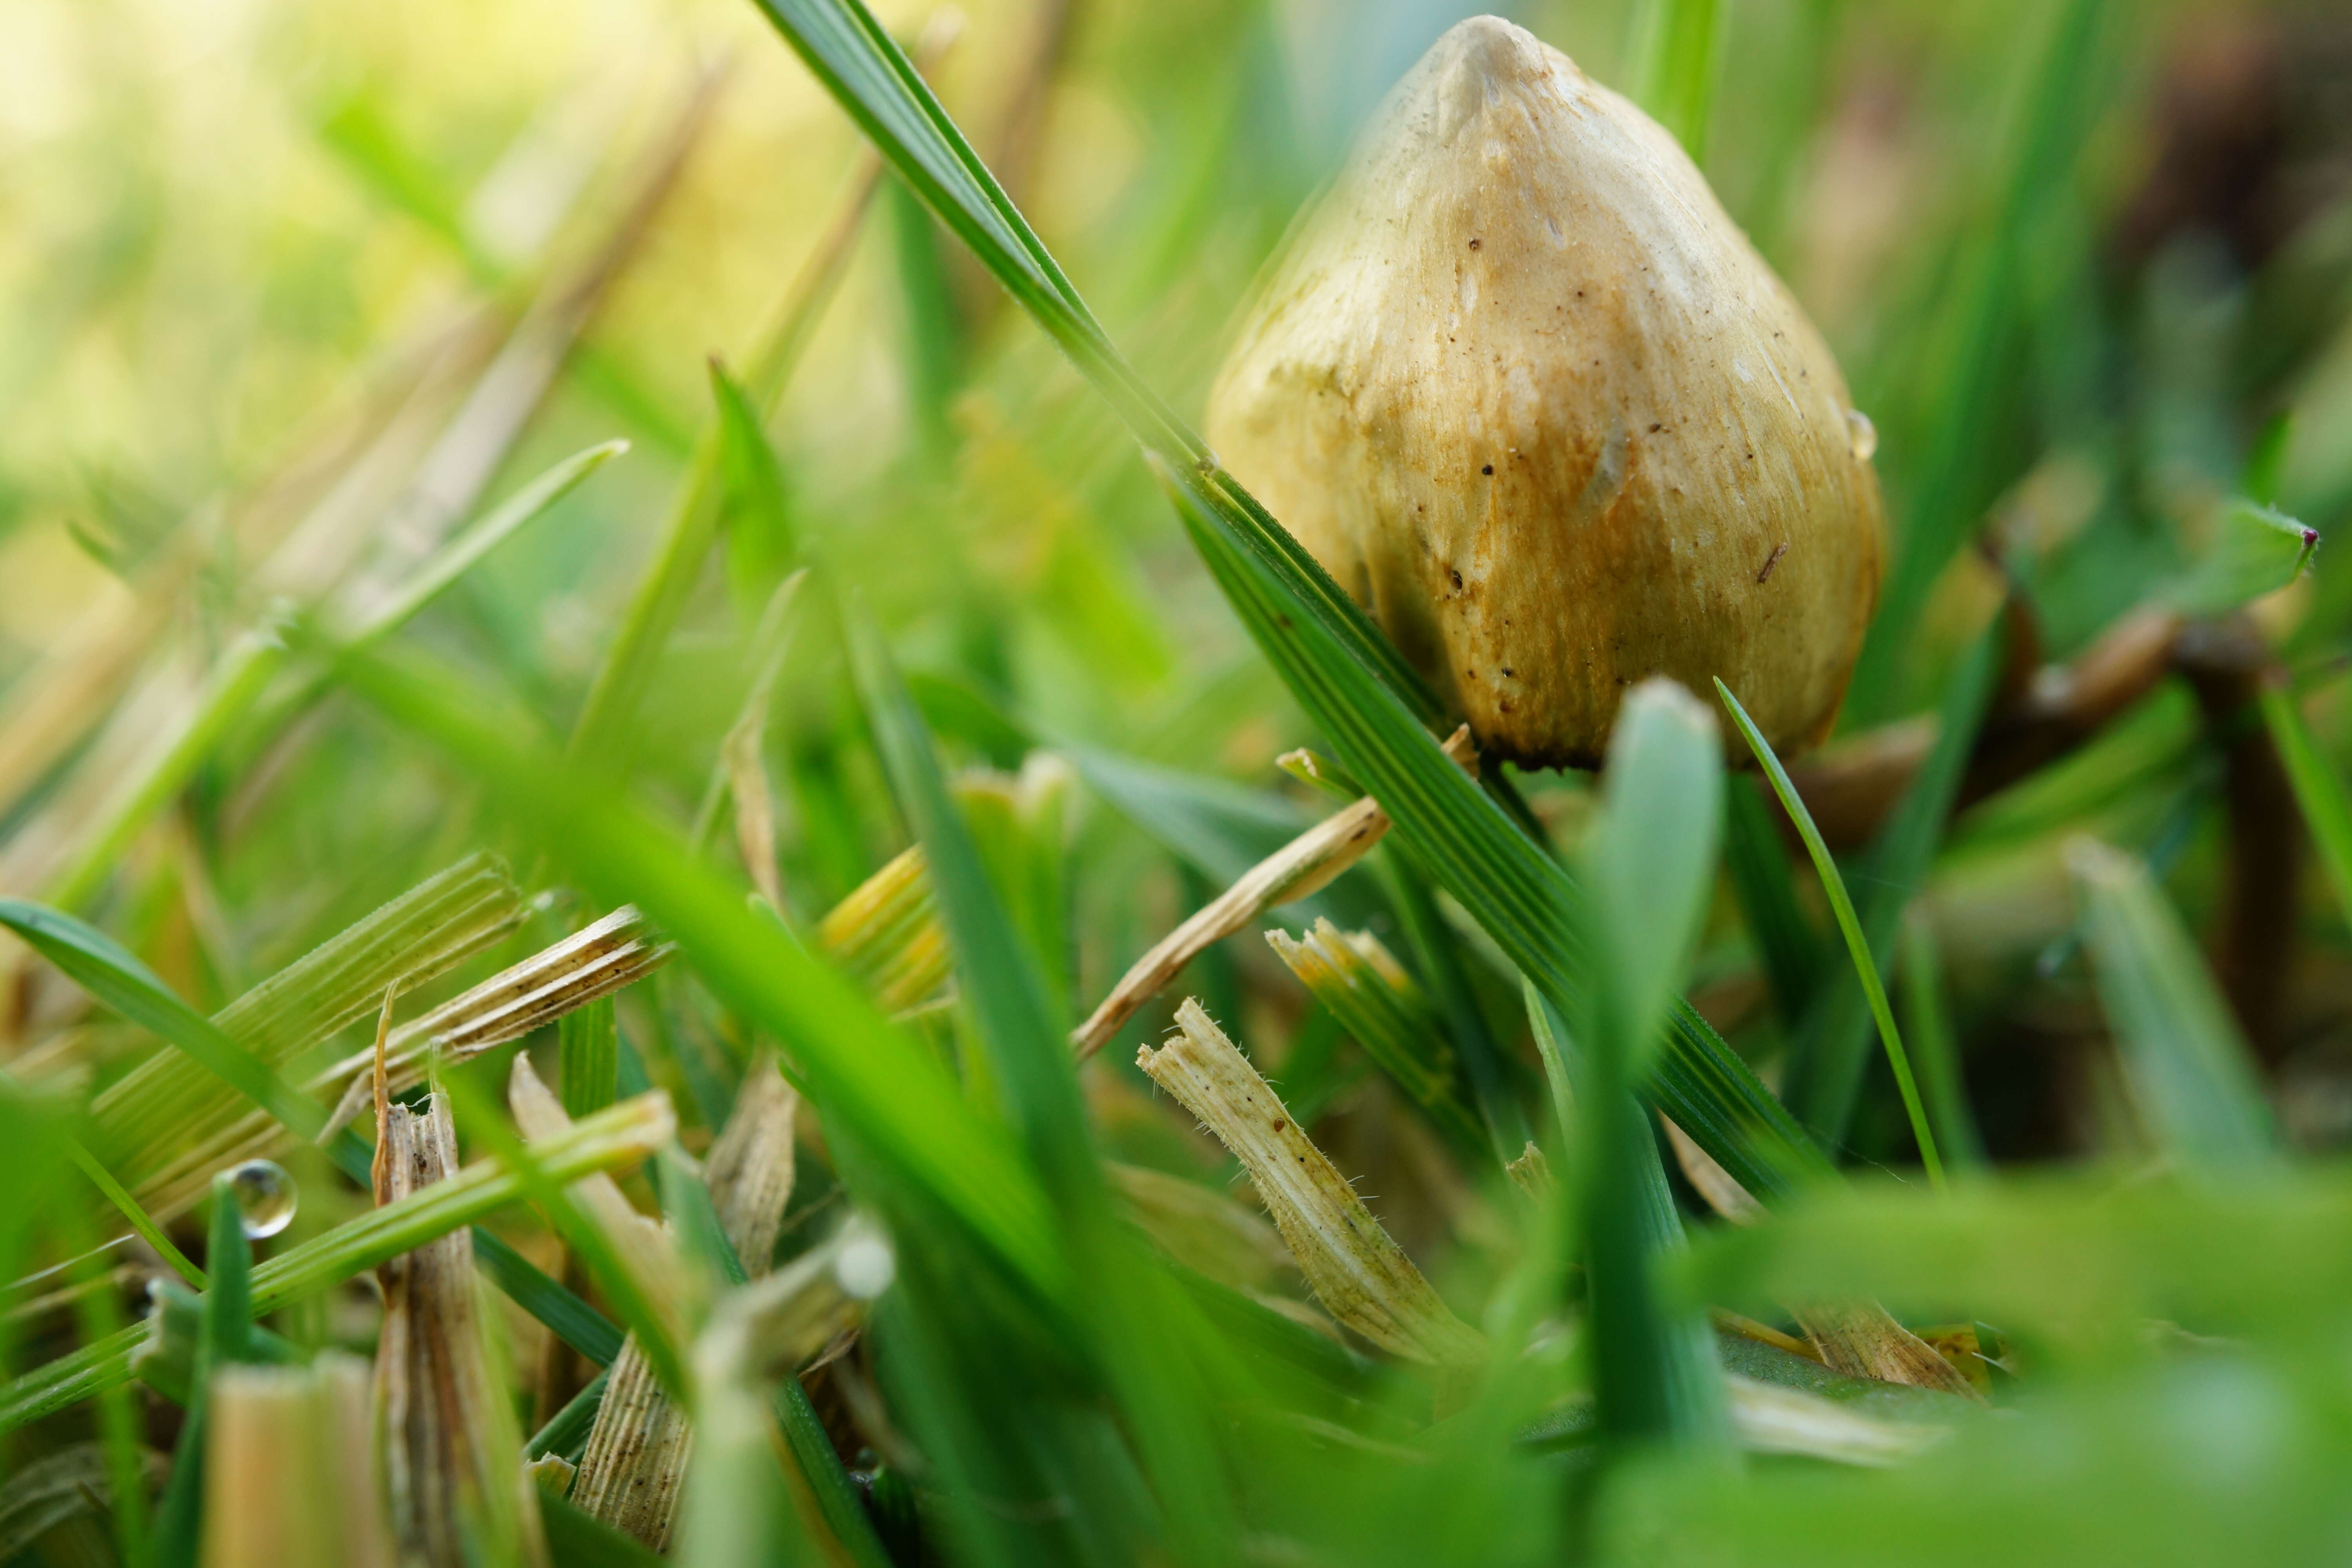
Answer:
xmin=224 ymin=1158 xmax=298 ymax=1238
xmin=1844 ymin=408 xmax=1878 ymax=461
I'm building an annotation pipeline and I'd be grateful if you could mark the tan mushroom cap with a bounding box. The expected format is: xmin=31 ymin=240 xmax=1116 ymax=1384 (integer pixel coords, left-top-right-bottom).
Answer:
xmin=1206 ymin=15 xmax=1884 ymax=769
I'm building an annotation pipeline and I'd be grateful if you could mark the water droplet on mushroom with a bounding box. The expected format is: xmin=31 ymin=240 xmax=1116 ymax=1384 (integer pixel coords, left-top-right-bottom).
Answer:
xmin=224 ymin=1159 xmax=298 ymax=1239
xmin=1844 ymin=408 xmax=1878 ymax=461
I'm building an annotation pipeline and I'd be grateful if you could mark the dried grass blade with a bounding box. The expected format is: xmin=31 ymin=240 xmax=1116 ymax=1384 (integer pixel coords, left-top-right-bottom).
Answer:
xmin=572 ymin=1061 xmax=800 ymax=1551
xmin=374 ymin=1094 xmax=548 ymax=1568
xmin=1074 ymin=728 xmax=1475 ymax=1058
xmin=201 ymin=1356 xmax=390 ymax=1568
xmin=1138 ymin=1000 xmax=1484 ymax=1365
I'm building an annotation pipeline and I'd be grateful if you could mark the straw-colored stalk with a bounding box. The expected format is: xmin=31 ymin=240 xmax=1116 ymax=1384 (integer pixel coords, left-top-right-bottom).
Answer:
xmin=571 ymin=1060 xmax=801 ymax=1551
xmin=1139 ymin=1000 xmax=1485 ymax=1365
xmin=818 ymin=846 xmax=953 ymax=1015
xmin=374 ymin=1094 xmax=548 ymax=1568
xmin=1075 ymin=727 xmax=1476 ymax=1057
xmin=200 ymin=1356 xmax=390 ymax=1568
xmin=1663 ymin=1117 xmax=1979 ymax=1399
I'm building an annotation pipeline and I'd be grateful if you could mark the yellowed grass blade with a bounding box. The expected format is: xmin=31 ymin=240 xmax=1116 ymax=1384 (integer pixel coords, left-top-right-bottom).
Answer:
xmin=1075 ymin=727 xmax=1477 ymax=1058
xmin=201 ymin=1356 xmax=391 ymax=1568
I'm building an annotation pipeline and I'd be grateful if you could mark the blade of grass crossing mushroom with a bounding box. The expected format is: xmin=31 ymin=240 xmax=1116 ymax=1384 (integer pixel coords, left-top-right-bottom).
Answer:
xmin=844 ymin=602 xmax=1240 ymax=1562
xmin=2065 ymin=838 xmax=2279 ymax=1168
xmin=2259 ymin=677 xmax=2352 ymax=932
xmin=1716 ymin=680 xmax=1945 ymax=1192
xmin=1167 ymin=468 xmax=1829 ymax=1202
xmin=1572 ymin=680 xmax=1731 ymax=1451
xmin=740 ymin=0 xmax=1446 ymax=726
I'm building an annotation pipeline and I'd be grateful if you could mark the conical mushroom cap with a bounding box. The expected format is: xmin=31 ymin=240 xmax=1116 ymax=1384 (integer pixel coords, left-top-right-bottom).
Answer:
xmin=1206 ymin=15 xmax=1884 ymax=768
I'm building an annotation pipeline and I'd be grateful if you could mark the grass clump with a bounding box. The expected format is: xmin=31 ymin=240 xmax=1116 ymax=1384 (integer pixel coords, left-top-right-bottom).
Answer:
xmin=2 ymin=0 xmax=2352 ymax=1564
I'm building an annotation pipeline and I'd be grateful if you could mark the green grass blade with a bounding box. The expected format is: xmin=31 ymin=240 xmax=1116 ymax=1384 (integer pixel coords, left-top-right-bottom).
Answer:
xmin=846 ymin=602 xmax=1094 ymax=1193
xmin=544 ymin=1490 xmax=668 ymax=1568
xmin=473 ymin=1228 xmax=626 ymax=1367
xmin=561 ymin=997 xmax=621 ymax=1122
xmin=1376 ymin=846 xmax=1531 ymax=1159
xmin=1787 ymin=622 xmax=2002 ymax=1143
xmin=1580 ymin=682 xmax=1724 ymax=1075
xmin=709 ymin=360 xmax=799 ymax=607
xmin=1722 ymin=777 xmax=1828 ymax=1031
xmin=1574 ymin=681 xmax=1731 ymax=1452
xmin=2262 ymin=677 xmax=2352 ymax=927
xmin=0 ymin=901 xmax=334 ymax=1143
xmin=1896 ymin=910 xmax=1988 ymax=1173
xmin=64 ymin=1136 xmax=204 ymax=1288
xmin=1626 ymin=0 xmax=1728 ymax=160
xmin=2066 ymin=838 xmax=2279 ymax=1168
xmin=153 ymin=1174 xmax=260 ymax=1568
xmin=1715 ymin=681 xmax=1945 ymax=1193
xmin=2162 ymin=498 xmax=2319 ymax=618
xmin=526 ymin=1367 xmax=609 ymax=1462
xmin=844 ymin=602 xmax=1238 ymax=1564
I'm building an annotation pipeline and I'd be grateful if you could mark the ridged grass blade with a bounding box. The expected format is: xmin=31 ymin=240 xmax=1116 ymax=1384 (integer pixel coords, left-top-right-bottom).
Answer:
xmin=1715 ymin=681 xmax=1945 ymax=1192
xmin=2066 ymin=838 xmax=2279 ymax=1168
xmin=0 ymin=901 xmax=333 ymax=1142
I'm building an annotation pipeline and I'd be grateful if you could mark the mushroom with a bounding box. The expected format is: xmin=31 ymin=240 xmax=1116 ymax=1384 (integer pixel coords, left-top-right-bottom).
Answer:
xmin=1205 ymin=15 xmax=1884 ymax=768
